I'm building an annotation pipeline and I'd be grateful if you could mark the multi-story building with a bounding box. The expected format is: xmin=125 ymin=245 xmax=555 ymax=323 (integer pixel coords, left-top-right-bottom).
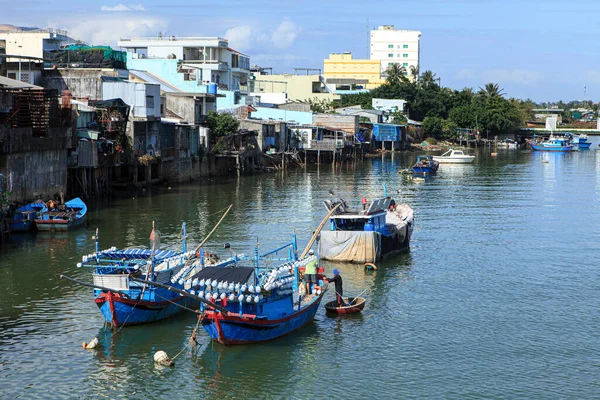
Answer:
xmin=0 ymin=28 xmax=76 ymax=84
xmin=370 ymin=25 xmax=421 ymax=78
xmin=250 ymin=72 xmax=339 ymax=105
xmin=117 ymin=36 xmax=250 ymax=108
xmin=323 ymin=52 xmax=383 ymax=91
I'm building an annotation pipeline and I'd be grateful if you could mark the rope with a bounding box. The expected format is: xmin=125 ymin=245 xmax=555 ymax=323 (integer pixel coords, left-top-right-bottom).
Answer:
xmin=154 ymin=293 xmax=201 ymax=314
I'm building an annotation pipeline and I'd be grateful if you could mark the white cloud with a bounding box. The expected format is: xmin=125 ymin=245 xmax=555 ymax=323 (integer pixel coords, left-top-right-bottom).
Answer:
xmin=224 ymin=18 xmax=301 ymax=52
xmin=480 ymin=69 xmax=544 ymax=85
xmin=101 ymin=3 xmax=145 ymax=12
xmin=57 ymin=15 xmax=167 ymax=46
xmin=455 ymin=69 xmax=474 ymax=80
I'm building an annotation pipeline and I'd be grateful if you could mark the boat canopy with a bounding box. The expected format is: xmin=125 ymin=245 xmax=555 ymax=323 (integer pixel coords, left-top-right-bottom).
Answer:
xmin=191 ymin=266 xmax=255 ymax=284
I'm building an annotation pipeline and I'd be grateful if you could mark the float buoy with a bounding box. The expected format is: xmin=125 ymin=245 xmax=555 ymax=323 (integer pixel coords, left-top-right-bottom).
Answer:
xmin=364 ymin=262 xmax=377 ymax=270
xmin=153 ymin=350 xmax=174 ymax=367
xmin=82 ymin=337 xmax=99 ymax=349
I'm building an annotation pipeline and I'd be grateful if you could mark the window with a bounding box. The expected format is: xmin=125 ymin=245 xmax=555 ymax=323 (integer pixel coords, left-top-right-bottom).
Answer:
xmin=146 ymin=95 xmax=155 ymax=108
xmin=403 ymin=54 xmax=409 ymax=58
xmin=388 ymin=53 xmax=393 ymax=58
xmin=388 ymin=44 xmax=394 ymax=48
xmin=403 ymin=62 xmax=408 ymax=67
xmin=403 ymin=44 xmax=408 ymax=49
xmin=388 ymin=62 xmax=393 ymax=67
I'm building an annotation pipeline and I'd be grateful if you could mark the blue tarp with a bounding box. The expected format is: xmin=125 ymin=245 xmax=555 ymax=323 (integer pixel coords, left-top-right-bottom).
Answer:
xmin=372 ymin=124 xmax=402 ymax=141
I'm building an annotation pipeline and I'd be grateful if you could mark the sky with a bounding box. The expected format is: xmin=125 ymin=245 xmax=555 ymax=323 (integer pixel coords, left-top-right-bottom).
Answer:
xmin=2 ymin=0 xmax=599 ymax=102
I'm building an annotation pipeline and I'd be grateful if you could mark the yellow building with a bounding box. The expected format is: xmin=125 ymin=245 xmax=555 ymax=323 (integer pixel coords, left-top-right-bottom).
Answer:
xmin=250 ymin=73 xmax=339 ymax=104
xmin=323 ymin=52 xmax=385 ymax=90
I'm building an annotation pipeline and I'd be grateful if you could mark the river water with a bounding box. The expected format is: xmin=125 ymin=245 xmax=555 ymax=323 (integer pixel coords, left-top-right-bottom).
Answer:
xmin=1 ymin=144 xmax=600 ymax=399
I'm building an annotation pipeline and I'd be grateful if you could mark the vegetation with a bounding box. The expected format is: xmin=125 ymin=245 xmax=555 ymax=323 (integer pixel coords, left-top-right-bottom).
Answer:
xmin=340 ymin=69 xmax=531 ymax=140
xmin=307 ymin=97 xmax=334 ymax=113
xmin=206 ymin=111 xmax=239 ymax=139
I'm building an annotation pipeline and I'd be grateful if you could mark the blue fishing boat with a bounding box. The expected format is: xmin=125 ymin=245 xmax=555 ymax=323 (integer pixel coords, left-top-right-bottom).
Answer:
xmin=528 ymin=136 xmax=573 ymax=152
xmin=199 ymin=236 xmax=326 ymax=345
xmin=570 ymin=134 xmax=591 ymax=149
xmin=69 ymin=223 xmax=240 ymax=327
xmin=412 ymin=155 xmax=439 ymax=174
xmin=35 ymin=197 xmax=87 ymax=231
xmin=318 ymin=195 xmax=414 ymax=263
xmin=9 ymin=201 xmax=47 ymax=232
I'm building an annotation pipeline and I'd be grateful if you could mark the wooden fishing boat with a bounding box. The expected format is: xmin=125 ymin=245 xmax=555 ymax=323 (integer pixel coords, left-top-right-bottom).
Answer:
xmin=67 ymin=223 xmax=240 ymax=327
xmin=200 ymin=237 xmax=327 ymax=345
xmin=35 ymin=197 xmax=87 ymax=231
xmin=528 ymin=136 xmax=573 ymax=152
xmin=324 ymin=297 xmax=366 ymax=315
xmin=9 ymin=201 xmax=47 ymax=232
xmin=412 ymin=155 xmax=439 ymax=174
xmin=318 ymin=196 xmax=414 ymax=263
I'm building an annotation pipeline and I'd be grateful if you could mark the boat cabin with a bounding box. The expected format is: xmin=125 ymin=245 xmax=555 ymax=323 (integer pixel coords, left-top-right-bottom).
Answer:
xmin=324 ymin=198 xmax=392 ymax=234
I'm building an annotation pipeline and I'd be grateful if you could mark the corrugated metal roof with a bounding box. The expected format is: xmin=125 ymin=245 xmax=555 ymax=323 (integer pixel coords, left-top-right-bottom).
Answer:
xmin=0 ymin=75 xmax=43 ymax=89
xmin=128 ymin=69 xmax=182 ymax=93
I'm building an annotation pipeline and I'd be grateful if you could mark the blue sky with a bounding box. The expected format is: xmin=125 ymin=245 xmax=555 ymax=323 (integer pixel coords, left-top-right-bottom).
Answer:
xmin=2 ymin=0 xmax=599 ymax=102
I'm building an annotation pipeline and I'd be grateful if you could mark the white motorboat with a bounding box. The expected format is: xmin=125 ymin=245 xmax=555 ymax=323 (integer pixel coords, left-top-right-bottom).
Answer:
xmin=432 ymin=149 xmax=475 ymax=164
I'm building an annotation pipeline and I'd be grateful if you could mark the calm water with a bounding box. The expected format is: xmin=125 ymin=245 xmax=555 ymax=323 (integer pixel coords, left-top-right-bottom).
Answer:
xmin=1 ymin=144 xmax=600 ymax=399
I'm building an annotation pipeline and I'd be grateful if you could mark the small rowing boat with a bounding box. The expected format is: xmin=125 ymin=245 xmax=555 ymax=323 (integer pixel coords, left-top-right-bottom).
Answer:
xmin=35 ymin=197 xmax=87 ymax=231
xmin=324 ymin=297 xmax=366 ymax=315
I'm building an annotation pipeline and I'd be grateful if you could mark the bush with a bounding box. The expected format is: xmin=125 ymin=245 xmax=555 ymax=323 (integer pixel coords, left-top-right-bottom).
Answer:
xmin=424 ymin=137 xmax=438 ymax=145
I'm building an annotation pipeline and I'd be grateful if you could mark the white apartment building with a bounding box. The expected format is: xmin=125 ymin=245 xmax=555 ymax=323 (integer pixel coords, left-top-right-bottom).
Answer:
xmin=370 ymin=25 xmax=421 ymax=77
xmin=117 ymin=36 xmax=250 ymax=94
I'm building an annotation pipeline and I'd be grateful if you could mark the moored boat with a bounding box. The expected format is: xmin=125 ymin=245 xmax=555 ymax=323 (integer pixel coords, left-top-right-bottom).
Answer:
xmin=432 ymin=149 xmax=476 ymax=164
xmin=324 ymin=297 xmax=366 ymax=315
xmin=9 ymin=201 xmax=47 ymax=232
xmin=570 ymin=134 xmax=591 ymax=149
xmin=528 ymin=136 xmax=573 ymax=152
xmin=69 ymin=223 xmax=240 ymax=327
xmin=318 ymin=196 xmax=414 ymax=263
xmin=200 ymin=237 xmax=326 ymax=345
xmin=35 ymin=197 xmax=87 ymax=231
xmin=412 ymin=155 xmax=439 ymax=175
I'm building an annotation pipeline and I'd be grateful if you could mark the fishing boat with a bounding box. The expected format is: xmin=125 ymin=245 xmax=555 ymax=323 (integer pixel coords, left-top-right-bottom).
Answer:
xmin=412 ymin=155 xmax=439 ymax=175
xmin=318 ymin=195 xmax=414 ymax=263
xmin=432 ymin=149 xmax=476 ymax=164
xmin=570 ymin=134 xmax=591 ymax=149
xmin=497 ymin=139 xmax=519 ymax=149
xmin=9 ymin=201 xmax=47 ymax=232
xmin=35 ymin=197 xmax=87 ymax=231
xmin=528 ymin=135 xmax=573 ymax=152
xmin=65 ymin=223 xmax=240 ymax=327
xmin=199 ymin=236 xmax=326 ymax=345
xmin=324 ymin=297 xmax=366 ymax=315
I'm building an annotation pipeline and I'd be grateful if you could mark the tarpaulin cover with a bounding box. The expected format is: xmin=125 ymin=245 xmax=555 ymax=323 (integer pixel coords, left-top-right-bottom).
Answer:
xmin=318 ymin=231 xmax=379 ymax=263
xmin=190 ymin=266 xmax=254 ymax=284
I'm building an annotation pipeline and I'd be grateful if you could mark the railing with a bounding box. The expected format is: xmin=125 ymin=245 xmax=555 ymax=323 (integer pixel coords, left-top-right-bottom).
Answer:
xmin=309 ymin=139 xmax=344 ymax=150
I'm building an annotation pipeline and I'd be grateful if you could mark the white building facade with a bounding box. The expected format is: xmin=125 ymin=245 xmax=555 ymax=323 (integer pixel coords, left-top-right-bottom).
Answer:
xmin=117 ymin=36 xmax=250 ymax=95
xmin=370 ymin=25 xmax=421 ymax=77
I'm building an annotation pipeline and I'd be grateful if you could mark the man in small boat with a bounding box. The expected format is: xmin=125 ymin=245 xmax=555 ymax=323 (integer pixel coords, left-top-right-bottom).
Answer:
xmin=324 ymin=269 xmax=344 ymax=306
xmin=304 ymin=250 xmax=318 ymax=295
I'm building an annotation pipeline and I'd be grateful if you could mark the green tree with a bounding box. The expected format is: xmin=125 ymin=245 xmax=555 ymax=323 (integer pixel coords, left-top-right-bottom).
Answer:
xmin=478 ymin=83 xmax=504 ymax=101
xmin=385 ymin=63 xmax=408 ymax=86
xmin=206 ymin=111 xmax=239 ymax=139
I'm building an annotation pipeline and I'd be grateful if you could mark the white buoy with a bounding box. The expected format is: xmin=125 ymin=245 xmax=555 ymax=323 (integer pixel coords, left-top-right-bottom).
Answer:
xmin=241 ymin=285 xmax=247 ymax=293
xmin=312 ymin=289 xmax=317 ymax=295
xmin=217 ymin=282 xmax=223 ymax=290
xmin=220 ymin=293 xmax=226 ymax=300
xmin=199 ymin=279 xmax=205 ymax=287
xmin=229 ymin=294 xmax=236 ymax=301
xmin=205 ymin=293 xmax=212 ymax=301
xmin=153 ymin=350 xmax=174 ymax=367
xmin=238 ymin=294 xmax=244 ymax=302
xmin=254 ymin=295 xmax=260 ymax=303
xmin=228 ymin=283 xmax=234 ymax=291
xmin=82 ymin=337 xmax=99 ymax=349
xmin=198 ymin=291 xmax=204 ymax=298
xmin=245 ymin=295 xmax=253 ymax=302
xmin=190 ymin=290 xmax=196 ymax=296
xmin=317 ymin=289 xmax=322 ymax=295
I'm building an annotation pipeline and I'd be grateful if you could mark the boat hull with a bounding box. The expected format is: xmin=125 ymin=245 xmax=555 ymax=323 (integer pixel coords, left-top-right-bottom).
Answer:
xmin=35 ymin=216 xmax=86 ymax=231
xmin=432 ymin=157 xmax=475 ymax=164
xmin=577 ymin=142 xmax=591 ymax=149
xmin=8 ymin=220 xmax=34 ymax=232
xmin=201 ymin=293 xmax=324 ymax=345
xmin=95 ymin=291 xmax=197 ymax=327
xmin=324 ymin=297 xmax=366 ymax=315
xmin=528 ymin=142 xmax=573 ymax=152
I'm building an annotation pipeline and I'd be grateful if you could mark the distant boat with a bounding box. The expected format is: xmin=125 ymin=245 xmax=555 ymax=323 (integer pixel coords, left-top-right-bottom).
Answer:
xmin=35 ymin=197 xmax=87 ymax=231
xmin=433 ymin=149 xmax=476 ymax=164
xmin=497 ymin=139 xmax=519 ymax=149
xmin=318 ymin=196 xmax=414 ymax=263
xmin=570 ymin=134 xmax=591 ymax=149
xmin=9 ymin=201 xmax=47 ymax=232
xmin=412 ymin=155 xmax=439 ymax=174
xmin=528 ymin=136 xmax=573 ymax=152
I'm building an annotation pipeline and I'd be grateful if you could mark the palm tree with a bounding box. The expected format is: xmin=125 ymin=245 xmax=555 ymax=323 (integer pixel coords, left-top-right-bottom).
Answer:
xmin=420 ymin=70 xmax=437 ymax=86
xmin=409 ymin=65 xmax=419 ymax=81
xmin=385 ymin=63 xmax=408 ymax=86
xmin=478 ymin=83 xmax=504 ymax=100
